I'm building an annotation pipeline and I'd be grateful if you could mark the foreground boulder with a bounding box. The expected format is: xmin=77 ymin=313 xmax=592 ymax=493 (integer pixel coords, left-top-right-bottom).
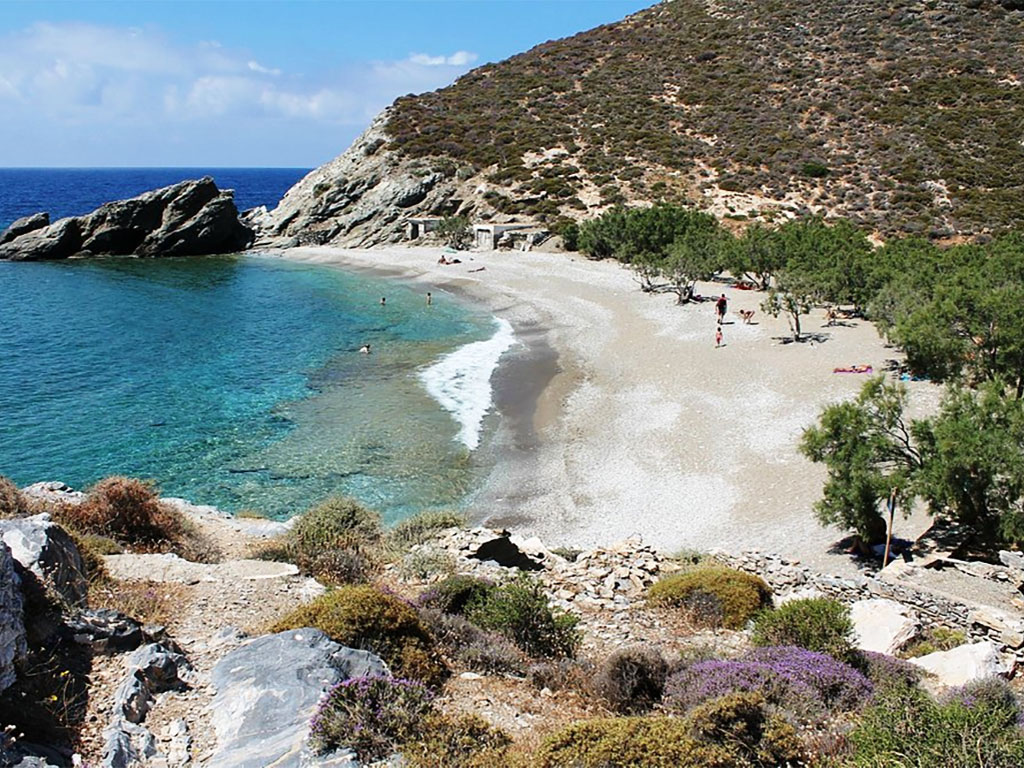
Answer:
xmin=0 ymin=177 xmax=253 ymax=261
xmin=0 ymin=541 xmax=27 ymax=692
xmin=909 ymin=640 xmax=1012 ymax=688
xmin=0 ymin=513 xmax=87 ymax=607
xmin=850 ymin=598 xmax=919 ymax=656
xmin=209 ymin=628 xmax=387 ymax=768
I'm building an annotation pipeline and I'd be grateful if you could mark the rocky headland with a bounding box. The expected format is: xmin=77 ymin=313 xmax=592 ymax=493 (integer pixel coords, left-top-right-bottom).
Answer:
xmin=0 ymin=177 xmax=253 ymax=262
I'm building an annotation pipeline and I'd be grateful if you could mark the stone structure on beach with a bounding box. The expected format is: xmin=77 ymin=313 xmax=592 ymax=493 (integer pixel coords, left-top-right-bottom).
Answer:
xmin=0 ymin=177 xmax=253 ymax=261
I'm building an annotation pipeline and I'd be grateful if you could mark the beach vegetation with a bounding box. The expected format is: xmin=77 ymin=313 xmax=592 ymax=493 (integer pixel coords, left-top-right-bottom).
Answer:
xmin=593 ymin=645 xmax=669 ymax=714
xmin=397 ymin=546 xmax=457 ymax=581
xmin=647 ymin=566 xmax=772 ymax=629
xmin=271 ymin=585 xmax=447 ymax=687
xmin=436 ymin=215 xmax=472 ymax=250
xmin=751 ymin=598 xmax=857 ymax=663
xmin=464 ymin=574 xmax=581 ymax=659
xmin=401 ymin=713 xmax=513 ymax=768
xmin=899 ymin=626 xmax=967 ymax=659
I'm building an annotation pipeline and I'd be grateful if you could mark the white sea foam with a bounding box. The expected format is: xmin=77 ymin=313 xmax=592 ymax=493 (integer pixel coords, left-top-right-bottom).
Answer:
xmin=419 ymin=318 xmax=516 ymax=450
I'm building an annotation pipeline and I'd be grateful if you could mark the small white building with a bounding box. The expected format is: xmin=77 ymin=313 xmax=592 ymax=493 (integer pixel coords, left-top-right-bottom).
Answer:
xmin=406 ymin=217 xmax=442 ymax=240
xmin=473 ymin=223 xmax=532 ymax=250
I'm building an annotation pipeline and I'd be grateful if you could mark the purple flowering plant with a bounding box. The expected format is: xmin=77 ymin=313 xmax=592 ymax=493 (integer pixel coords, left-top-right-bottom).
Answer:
xmin=309 ymin=675 xmax=434 ymax=760
xmin=664 ymin=645 xmax=873 ymax=718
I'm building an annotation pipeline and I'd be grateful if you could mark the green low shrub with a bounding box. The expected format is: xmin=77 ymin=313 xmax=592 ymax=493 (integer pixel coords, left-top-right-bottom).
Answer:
xmin=751 ymin=598 xmax=856 ymax=662
xmin=309 ymin=675 xmax=433 ymax=760
xmin=418 ymin=574 xmax=496 ymax=615
xmin=398 ymin=547 xmax=457 ymax=581
xmin=688 ymin=691 xmax=803 ymax=767
xmin=846 ymin=678 xmax=1024 ymax=767
xmin=293 ymin=496 xmax=382 ymax=552
xmin=465 ymin=574 xmax=580 ymax=659
xmin=900 ymin=626 xmax=967 ymax=659
xmin=593 ymin=645 xmax=669 ymax=714
xmin=647 ymin=566 xmax=772 ymax=629
xmin=536 ymin=716 xmax=735 ymax=768
xmin=401 ymin=713 xmax=512 ymax=768
xmin=271 ymin=586 xmax=447 ymax=687
xmin=386 ymin=510 xmax=466 ymax=552
xmin=418 ymin=607 xmax=527 ymax=676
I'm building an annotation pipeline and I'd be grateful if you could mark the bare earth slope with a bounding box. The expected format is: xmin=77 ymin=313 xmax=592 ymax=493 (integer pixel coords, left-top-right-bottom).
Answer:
xmin=267 ymin=0 xmax=1024 ymax=247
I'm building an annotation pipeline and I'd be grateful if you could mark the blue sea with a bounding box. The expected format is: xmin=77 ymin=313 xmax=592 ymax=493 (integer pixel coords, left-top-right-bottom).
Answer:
xmin=0 ymin=169 xmax=510 ymax=522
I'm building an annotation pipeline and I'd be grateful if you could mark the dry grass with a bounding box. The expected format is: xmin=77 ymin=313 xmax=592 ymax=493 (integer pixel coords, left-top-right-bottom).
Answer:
xmin=88 ymin=579 xmax=190 ymax=627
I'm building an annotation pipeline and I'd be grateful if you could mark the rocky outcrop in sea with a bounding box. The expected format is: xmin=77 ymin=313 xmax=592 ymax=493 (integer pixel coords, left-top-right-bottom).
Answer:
xmin=0 ymin=177 xmax=253 ymax=261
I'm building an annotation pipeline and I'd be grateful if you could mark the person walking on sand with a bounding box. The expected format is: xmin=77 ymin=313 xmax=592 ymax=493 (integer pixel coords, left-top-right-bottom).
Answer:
xmin=715 ymin=327 xmax=723 ymax=348
xmin=716 ymin=293 xmax=727 ymax=324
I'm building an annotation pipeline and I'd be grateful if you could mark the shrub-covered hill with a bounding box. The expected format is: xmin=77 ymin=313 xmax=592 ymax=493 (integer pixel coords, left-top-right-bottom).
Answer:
xmin=268 ymin=0 xmax=1024 ymax=246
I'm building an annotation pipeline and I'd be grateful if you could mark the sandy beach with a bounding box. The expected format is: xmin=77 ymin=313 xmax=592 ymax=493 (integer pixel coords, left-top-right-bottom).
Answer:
xmin=275 ymin=244 xmax=939 ymax=574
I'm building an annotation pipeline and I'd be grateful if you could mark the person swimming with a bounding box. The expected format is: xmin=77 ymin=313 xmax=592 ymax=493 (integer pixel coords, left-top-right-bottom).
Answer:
xmin=359 ymin=344 xmax=371 ymax=354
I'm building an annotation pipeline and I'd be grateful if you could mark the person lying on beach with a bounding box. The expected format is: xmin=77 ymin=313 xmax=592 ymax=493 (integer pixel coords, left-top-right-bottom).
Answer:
xmin=833 ymin=364 xmax=873 ymax=374
xmin=738 ymin=309 xmax=755 ymax=324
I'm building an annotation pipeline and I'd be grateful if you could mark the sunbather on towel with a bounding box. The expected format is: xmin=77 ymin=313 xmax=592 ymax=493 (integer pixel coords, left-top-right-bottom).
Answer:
xmin=833 ymin=364 xmax=873 ymax=374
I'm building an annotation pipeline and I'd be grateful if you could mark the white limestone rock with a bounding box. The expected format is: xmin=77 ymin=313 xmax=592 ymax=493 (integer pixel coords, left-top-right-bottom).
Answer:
xmin=851 ymin=598 xmax=919 ymax=655
xmin=909 ymin=641 xmax=1012 ymax=688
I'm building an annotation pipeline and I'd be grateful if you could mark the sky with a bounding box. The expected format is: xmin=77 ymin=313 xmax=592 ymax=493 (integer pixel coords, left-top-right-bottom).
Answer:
xmin=0 ymin=1 xmax=653 ymax=168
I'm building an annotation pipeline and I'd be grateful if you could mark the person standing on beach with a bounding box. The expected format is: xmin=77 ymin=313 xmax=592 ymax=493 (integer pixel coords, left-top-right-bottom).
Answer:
xmin=716 ymin=293 xmax=727 ymax=324
xmin=715 ymin=327 xmax=723 ymax=348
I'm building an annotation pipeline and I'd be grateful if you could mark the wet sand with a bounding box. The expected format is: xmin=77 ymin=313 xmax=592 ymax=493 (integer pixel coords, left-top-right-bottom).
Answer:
xmin=274 ymin=244 xmax=939 ymax=574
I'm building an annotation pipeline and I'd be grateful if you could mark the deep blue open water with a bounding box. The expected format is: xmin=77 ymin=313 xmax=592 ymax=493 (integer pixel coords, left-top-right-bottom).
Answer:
xmin=0 ymin=169 xmax=506 ymax=522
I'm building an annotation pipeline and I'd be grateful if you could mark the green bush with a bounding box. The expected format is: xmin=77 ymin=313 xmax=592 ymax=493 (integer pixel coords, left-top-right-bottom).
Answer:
xmin=401 ymin=713 xmax=512 ymax=768
xmin=293 ymin=496 xmax=382 ymax=551
xmin=465 ymin=574 xmax=581 ymax=659
xmin=535 ymin=717 xmax=735 ymax=768
xmin=687 ymin=691 xmax=803 ymax=767
xmin=846 ymin=679 xmax=1024 ymax=767
xmin=751 ymin=597 xmax=856 ymax=662
xmin=386 ymin=510 xmax=465 ymax=552
xmin=0 ymin=475 xmax=28 ymax=519
xmin=419 ymin=574 xmax=496 ymax=615
xmin=593 ymin=645 xmax=669 ymax=714
xmin=900 ymin=626 xmax=967 ymax=659
xmin=398 ymin=547 xmax=457 ymax=581
xmin=647 ymin=566 xmax=772 ymax=629
xmin=270 ymin=586 xmax=447 ymax=687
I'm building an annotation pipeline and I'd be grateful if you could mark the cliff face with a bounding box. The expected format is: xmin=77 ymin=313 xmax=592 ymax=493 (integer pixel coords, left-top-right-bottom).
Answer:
xmin=267 ymin=0 xmax=1024 ymax=247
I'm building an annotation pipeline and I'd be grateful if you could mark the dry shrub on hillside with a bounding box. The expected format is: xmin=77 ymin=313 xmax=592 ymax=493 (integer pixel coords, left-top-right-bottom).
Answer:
xmin=593 ymin=645 xmax=669 ymax=714
xmin=88 ymin=579 xmax=189 ymax=627
xmin=56 ymin=476 xmax=220 ymax=563
xmin=0 ymin=474 xmax=29 ymax=518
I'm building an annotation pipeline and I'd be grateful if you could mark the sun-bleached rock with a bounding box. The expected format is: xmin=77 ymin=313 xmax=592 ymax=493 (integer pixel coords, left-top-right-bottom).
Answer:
xmin=909 ymin=641 xmax=1012 ymax=687
xmin=851 ymin=598 xmax=919 ymax=655
xmin=0 ymin=513 xmax=87 ymax=607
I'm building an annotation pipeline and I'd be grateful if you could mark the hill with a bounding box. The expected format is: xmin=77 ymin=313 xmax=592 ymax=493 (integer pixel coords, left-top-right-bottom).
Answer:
xmin=266 ymin=0 xmax=1024 ymax=246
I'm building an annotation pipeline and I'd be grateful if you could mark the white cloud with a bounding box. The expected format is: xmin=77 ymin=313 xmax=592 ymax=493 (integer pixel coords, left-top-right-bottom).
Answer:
xmin=0 ymin=22 xmax=481 ymax=165
xmin=409 ymin=50 xmax=478 ymax=67
xmin=247 ymin=60 xmax=281 ymax=76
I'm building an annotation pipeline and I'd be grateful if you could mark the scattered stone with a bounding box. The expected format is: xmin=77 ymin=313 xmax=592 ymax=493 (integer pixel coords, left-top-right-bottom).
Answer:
xmin=114 ymin=643 xmax=192 ymax=724
xmin=66 ymin=609 xmax=145 ymax=654
xmin=208 ymin=628 xmax=387 ymax=768
xmin=909 ymin=641 xmax=1012 ymax=688
xmin=851 ymin=598 xmax=919 ymax=655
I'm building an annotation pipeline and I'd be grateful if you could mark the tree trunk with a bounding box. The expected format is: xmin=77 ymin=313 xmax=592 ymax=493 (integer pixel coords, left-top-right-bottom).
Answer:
xmin=792 ymin=311 xmax=802 ymax=341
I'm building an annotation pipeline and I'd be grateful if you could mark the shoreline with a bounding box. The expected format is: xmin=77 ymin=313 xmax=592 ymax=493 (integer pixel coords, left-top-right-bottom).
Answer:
xmin=267 ymin=244 xmax=939 ymax=575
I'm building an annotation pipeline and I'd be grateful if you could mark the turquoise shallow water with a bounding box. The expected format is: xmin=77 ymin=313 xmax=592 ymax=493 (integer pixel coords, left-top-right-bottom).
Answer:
xmin=0 ymin=254 xmax=498 ymax=522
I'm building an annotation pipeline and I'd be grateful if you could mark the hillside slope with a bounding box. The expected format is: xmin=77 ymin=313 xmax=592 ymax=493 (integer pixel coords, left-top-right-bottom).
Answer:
xmin=267 ymin=0 xmax=1024 ymax=246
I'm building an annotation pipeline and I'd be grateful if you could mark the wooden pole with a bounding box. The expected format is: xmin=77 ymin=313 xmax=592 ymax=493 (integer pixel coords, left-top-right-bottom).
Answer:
xmin=882 ymin=487 xmax=898 ymax=568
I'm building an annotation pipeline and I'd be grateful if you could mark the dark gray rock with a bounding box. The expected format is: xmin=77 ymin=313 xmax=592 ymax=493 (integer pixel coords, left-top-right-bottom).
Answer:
xmin=0 ymin=177 xmax=253 ymax=261
xmin=66 ymin=609 xmax=145 ymax=654
xmin=471 ymin=535 xmax=544 ymax=571
xmin=0 ymin=212 xmax=49 ymax=245
xmin=0 ymin=514 xmax=86 ymax=607
xmin=113 ymin=642 xmax=191 ymax=724
xmin=101 ymin=719 xmax=156 ymax=768
xmin=0 ymin=541 xmax=27 ymax=692
xmin=209 ymin=628 xmax=387 ymax=768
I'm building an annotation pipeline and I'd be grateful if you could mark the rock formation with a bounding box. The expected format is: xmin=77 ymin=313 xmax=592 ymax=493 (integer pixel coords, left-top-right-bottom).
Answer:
xmin=0 ymin=177 xmax=253 ymax=261
xmin=0 ymin=541 xmax=27 ymax=693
